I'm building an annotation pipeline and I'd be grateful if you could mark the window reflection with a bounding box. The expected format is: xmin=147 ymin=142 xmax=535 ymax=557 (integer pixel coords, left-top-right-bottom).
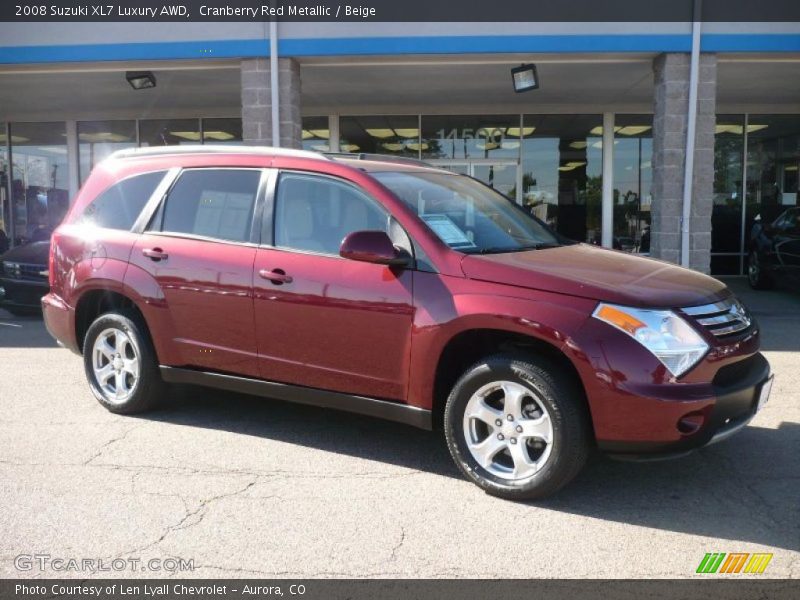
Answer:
xmin=139 ymin=119 xmax=201 ymax=146
xmin=9 ymin=122 xmax=70 ymax=246
xmin=202 ymin=118 xmax=243 ymax=145
xmin=301 ymin=116 xmax=331 ymax=152
xmin=340 ymin=115 xmax=420 ymax=156
xmin=746 ymin=115 xmax=800 ymax=233
xmin=614 ymin=116 xmax=653 ymax=254
xmin=520 ymin=115 xmax=603 ymax=244
xmin=78 ymin=120 xmax=137 ymax=184
xmin=421 ymin=115 xmax=520 ymax=160
xmin=711 ymin=114 xmax=745 ymax=274
xmin=0 ymin=125 xmax=9 ymax=253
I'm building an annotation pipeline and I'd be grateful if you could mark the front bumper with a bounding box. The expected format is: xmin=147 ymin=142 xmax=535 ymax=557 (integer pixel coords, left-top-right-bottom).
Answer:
xmin=0 ymin=277 xmax=48 ymax=310
xmin=598 ymin=353 xmax=772 ymax=458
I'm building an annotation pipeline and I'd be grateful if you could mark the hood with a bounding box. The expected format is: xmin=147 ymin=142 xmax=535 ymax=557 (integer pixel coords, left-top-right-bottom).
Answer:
xmin=0 ymin=241 xmax=50 ymax=266
xmin=461 ymin=243 xmax=728 ymax=308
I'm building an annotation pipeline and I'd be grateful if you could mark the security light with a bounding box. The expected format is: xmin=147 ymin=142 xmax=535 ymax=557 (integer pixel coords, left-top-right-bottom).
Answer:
xmin=126 ymin=71 xmax=157 ymax=90
xmin=511 ymin=64 xmax=539 ymax=93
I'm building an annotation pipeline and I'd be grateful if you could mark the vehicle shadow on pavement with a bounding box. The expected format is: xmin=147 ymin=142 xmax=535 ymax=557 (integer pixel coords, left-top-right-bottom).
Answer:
xmin=538 ymin=421 xmax=800 ymax=552
xmin=147 ymin=387 xmax=799 ymax=551
xmin=149 ymin=385 xmax=460 ymax=479
xmin=0 ymin=311 xmax=58 ymax=347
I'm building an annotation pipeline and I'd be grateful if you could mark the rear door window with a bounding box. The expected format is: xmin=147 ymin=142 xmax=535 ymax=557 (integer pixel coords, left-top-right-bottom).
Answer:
xmin=155 ymin=169 xmax=262 ymax=243
xmin=78 ymin=171 xmax=166 ymax=230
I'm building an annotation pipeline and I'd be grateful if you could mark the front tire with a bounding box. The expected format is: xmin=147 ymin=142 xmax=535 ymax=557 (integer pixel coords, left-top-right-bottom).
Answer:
xmin=444 ymin=354 xmax=590 ymax=500
xmin=83 ymin=310 xmax=164 ymax=414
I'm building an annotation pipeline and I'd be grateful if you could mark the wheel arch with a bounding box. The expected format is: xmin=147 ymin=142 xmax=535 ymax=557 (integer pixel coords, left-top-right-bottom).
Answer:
xmin=74 ymin=288 xmax=150 ymax=355
xmin=430 ymin=327 xmax=593 ymax=438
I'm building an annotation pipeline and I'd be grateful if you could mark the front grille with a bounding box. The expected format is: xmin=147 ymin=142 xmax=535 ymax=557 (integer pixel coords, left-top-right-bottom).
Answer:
xmin=682 ymin=297 xmax=752 ymax=337
xmin=1 ymin=261 xmax=48 ymax=282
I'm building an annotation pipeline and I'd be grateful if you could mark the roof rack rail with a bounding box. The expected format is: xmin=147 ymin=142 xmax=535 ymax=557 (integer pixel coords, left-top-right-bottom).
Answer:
xmin=108 ymin=145 xmax=330 ymax=161
xmin=324 ymin=152 xmax=431 ymax=167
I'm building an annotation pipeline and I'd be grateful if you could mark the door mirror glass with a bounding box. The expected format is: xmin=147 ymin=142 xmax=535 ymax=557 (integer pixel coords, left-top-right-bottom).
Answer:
xmin=339 ymin=230 xmax=409 ymax=266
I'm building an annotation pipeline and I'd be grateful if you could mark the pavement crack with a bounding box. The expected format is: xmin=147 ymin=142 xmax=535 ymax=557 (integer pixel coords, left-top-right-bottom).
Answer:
xmin=114 ymin=476 xmax=260 ymax=559
xmin=390 ymin=526 xmax=406 ymax=562
xmin=83 ymin=423 xmax=145 ymax=466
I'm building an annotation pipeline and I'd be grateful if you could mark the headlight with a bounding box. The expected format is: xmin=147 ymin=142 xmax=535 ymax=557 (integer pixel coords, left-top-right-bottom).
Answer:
xmin=592 ymin=303 xmax=709 ymax=377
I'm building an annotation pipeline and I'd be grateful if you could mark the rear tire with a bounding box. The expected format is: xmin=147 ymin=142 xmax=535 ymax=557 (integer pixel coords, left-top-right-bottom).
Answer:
xmin=748 ymin=250 xmax=773 ymax=290
xmin=444 ymin=354 xmax=591 ymax=500
xmin=83 ymin=310 xmax=164 ymax=414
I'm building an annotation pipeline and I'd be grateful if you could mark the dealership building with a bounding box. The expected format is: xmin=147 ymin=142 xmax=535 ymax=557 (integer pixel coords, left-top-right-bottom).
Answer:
xmin=0 ymin=20 xmax=798 ymax=274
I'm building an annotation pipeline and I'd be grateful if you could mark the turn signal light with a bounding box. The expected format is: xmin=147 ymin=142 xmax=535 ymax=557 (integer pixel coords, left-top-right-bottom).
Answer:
xmin=595 ymin=304 xmax=646 ymax=336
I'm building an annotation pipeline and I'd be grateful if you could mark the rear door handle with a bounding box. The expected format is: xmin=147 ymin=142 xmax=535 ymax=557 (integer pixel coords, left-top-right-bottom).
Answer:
xmin=142 ymin=248 xmax=168 ymax=262
xmin=258 ymin=268 xmax=293 ymax=285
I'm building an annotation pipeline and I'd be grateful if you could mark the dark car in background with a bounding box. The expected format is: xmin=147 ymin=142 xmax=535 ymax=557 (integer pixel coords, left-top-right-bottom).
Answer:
xmin=748 ymin=207 xmax=800 ymax=290
xmin=0 ymin=241 xmax=50 ymax=315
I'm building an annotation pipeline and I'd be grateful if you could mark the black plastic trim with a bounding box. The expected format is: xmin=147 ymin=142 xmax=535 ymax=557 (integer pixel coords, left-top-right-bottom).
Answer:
xmin=599 ymin=352 xmax=771 ymax=458
xmin=160 ymin=366 xmax=432 ymax=430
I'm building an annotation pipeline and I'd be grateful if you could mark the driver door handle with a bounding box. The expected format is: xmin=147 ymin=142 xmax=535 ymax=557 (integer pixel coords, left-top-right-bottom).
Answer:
xmin=142 ymin=248 xmax=168 ymax=261
xmin=259 ymin=268 xmax=293 ymax=285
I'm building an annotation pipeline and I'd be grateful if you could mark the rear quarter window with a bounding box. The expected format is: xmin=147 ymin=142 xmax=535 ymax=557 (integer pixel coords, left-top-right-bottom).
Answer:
xmin=77 ymin=171 xmax=166 ymax=230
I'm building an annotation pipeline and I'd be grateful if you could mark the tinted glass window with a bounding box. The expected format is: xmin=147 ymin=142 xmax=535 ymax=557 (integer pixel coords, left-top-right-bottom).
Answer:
xmin=776 ymin=208 xmax=800 ymax=232
xmin=9 ymin=122 xmax=70 ymax=245
xmin=275 ymin=173 xmax=388 ymax=255
xmin=159 ymin=169 xmax=260 ymax=243
xmin=78 ymin=171 xmax=165 ymax=230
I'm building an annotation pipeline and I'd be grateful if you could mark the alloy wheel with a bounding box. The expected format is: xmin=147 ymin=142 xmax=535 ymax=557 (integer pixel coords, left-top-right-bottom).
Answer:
xmin=92 ymin=327 xmax=140 ymax=404
xmin=462 ymin=380 xmax=554 ymax=482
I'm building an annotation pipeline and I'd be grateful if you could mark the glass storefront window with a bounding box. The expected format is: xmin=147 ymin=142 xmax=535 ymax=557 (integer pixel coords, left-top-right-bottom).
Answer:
xmin=340 ymin=115 xmax=420 ymax=156
xmin=1 ymin=124 xmax=10 ymax=252
xmin=139 ymin=119 xmax=201 ymax=146
xmin=301 ymin=116 xmax=331 ymax=152
xmin=711 ymin=114 xmax=745 ymax=274
xmin=202 ymin=118 xmax=243 ymax=145
xmin=520 ymin=115 xmax=603 ymax=243
xmin=9 ymin=122 xmax=70 ymax=246
xmin=78 ymin=120 xmax=137 ymax=184
xmin=745 ymin=115 xmax=800 ymax=249
xmin=421 ymin=115 xmax=520 ymax=160
xmin=613 ymin=116 xmax=653 ymax=253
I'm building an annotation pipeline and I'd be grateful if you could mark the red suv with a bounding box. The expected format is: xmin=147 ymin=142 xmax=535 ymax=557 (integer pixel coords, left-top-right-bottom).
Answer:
xmin=43 ymin=146 xmax=772 ymax=499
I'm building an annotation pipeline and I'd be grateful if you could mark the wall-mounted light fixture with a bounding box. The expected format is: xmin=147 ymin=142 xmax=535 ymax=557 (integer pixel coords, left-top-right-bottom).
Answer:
xmin=126 ymin=71 xmax=157 ymax=90
xmin=511 ymin=64 xmax=539 ymax=93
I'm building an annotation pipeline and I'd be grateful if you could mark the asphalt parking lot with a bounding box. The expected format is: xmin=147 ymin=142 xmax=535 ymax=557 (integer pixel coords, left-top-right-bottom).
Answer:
xmin=1 ymin=279 xmax=798 ymax=579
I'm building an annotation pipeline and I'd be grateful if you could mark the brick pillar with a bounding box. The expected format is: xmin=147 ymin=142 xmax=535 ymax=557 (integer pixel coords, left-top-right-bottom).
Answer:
xmin=241 ymin=57 xmax=302 ymax=149
xmin=651 ymin=53 xmax=717 ymax=273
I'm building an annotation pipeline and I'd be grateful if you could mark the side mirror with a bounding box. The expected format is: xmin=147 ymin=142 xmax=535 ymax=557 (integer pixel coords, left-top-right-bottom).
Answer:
xmin=339 ymin=230 xmax=410 ymax=267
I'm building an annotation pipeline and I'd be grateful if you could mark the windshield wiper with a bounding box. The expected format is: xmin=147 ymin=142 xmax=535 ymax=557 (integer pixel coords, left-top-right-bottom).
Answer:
xmin=474 ymin=242 xmax=560 ymax=255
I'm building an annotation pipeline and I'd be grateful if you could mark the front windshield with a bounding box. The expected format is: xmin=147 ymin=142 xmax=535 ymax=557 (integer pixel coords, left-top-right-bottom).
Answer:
xmin=373 ymin=171 xmax=563 ymax=254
